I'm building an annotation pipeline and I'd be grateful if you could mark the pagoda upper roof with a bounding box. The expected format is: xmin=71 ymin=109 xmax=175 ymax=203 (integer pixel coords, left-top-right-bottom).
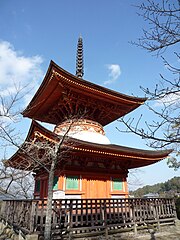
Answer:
xmin=23 ymin=61 xmax=146 ymax=126
xmin=6 ymin=121 xmax=172 ymax=171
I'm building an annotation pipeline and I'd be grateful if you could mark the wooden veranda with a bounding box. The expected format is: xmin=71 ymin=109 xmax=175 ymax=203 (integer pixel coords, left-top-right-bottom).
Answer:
xmin=0 ymin=198 xmax=177 ymax=239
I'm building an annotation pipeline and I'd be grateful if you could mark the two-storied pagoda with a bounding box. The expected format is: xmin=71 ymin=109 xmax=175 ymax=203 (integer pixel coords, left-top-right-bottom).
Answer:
xmin=8 ymin=37 xmax=171 ymax=199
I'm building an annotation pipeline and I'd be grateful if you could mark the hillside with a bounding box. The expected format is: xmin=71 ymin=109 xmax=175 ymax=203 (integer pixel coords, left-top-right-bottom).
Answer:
xmin=130 ymin=176 xmax=180 ymax=197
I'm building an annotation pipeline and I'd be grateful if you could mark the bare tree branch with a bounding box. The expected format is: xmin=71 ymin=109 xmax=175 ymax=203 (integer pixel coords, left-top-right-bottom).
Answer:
xmin=132 ymin=0 xmax=180 ymax=55
xmin=120 ymin=0 xmax=180 ymax=169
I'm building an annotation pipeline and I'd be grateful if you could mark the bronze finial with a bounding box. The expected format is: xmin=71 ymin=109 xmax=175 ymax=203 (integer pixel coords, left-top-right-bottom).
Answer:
xmin=76 ymin=35 xmax=84 ymax=78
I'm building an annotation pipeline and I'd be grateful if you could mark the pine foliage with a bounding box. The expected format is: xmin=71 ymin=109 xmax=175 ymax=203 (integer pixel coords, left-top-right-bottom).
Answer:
xmin=130 ymin=177 xmax=180 ymax=197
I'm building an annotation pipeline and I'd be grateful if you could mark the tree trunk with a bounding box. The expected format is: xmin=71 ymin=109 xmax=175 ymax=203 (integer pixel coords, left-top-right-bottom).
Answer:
xmin=44 ymin=160 xmax=55 ymax=240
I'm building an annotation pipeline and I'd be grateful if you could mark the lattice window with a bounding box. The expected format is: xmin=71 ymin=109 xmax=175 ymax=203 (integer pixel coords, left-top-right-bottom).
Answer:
xmin=35 ymin=180 xmax=41 ymax=192
xmin=112 ymin=178 xmax=123 ymax=191
xmin=53 ymin=176 xmax=59 ymax=190
xmin=66 ymin=176 xmax=79 ymax=190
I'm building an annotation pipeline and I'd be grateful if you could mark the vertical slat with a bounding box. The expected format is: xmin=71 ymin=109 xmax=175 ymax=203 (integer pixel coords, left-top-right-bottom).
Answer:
xmin=166 ymin=199 xmax=170 ymax=217
xmin=117 ymin=199 xmax=121 ymax=222
xmin=94 ymin=199 xmax=97 ymax=225
xmin=75 ymin=199 xmax=78 ymax=226
xmin=104 ymin=200 xmax=108 ymax=238
xmin=0 ymin=197 xmax=177 ymax=236
xmin=30 ymin=200 xmax=36 ymax=232
xmin=172 ymin=198 xmax=177 ymax=219
xmin=90 ymin=199 xmax=93 ymax=226
xmin=160 ymin=199 xmax=164 ymax=217
xmin=85 ymin=199 xmax=88 ymax=225
xmin=124 ymin=198 xmax=128 ymax=224
xmin=40 ymin=200 xmax=45 ymax=231
xmin=51 ymin=200 xmax=56 ymax=229
xmin=80 ymin=199 xmax=84 ymax=226
xmin=112 ymin=199 xmax=116 ymax=223
xmin=68 ymin=199 xmax=73 ymax=229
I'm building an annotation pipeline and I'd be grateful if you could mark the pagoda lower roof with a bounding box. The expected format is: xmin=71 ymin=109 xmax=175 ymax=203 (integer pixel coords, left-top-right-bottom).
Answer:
xmin=6 ymin=121 xmax=172 ymax=171
xmin=22 ymin=61 xmax=146 ymax=126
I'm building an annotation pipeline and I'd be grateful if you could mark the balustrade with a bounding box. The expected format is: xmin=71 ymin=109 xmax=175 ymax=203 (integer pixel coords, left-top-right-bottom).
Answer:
xmin=0 ymin=198 xmax=176 ymax=236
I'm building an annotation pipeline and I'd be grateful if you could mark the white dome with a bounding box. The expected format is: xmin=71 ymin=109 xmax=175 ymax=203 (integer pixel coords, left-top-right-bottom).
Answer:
xmin=68 ymin=130 xmax=111 ymax=144
xmin=54 ymin=119 xmax=111 ymax=145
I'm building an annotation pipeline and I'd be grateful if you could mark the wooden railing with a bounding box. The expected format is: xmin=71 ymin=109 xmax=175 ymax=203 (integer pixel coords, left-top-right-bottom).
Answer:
xmin=0 ymin=198 xmax=177 ymax=237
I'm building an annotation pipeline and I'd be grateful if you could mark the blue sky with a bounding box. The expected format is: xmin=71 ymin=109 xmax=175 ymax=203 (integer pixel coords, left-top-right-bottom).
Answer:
xmin=0 ymin=0 xmax=179 ymax=190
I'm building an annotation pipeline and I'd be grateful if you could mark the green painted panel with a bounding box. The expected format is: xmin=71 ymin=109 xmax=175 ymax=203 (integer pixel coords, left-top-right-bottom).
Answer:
xmin=53 ymin=176 xmax=59 ymax=190
xmin=66 ymin=176 xmax=79 ymax=190
xmin=113 ymin=178 xmax=123 ymax=191
xmin=35 ymin=180 xmax=41 ymax=192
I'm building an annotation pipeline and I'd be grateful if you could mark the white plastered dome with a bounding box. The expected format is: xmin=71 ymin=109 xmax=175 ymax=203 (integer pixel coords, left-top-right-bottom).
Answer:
xmin=54 ymin=119 xmax=110 ymax=144
xmin=67 ymin=130 xmax=110 ymax=144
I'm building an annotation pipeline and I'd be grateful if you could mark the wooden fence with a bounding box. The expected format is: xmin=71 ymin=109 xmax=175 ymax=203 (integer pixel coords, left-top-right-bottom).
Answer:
xmin=0 ymin=198 xmax=177 ymax=238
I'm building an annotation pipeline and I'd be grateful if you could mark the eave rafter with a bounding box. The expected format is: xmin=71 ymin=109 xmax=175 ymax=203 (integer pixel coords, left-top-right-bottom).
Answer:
xmin=7 ymin=120 xmax=171 ymax=171
xmin=43 ymin=86 xmax=131 ymax=125
xmin=70 ymin=145 xmax=170 ymax=162
xmin=53 ymin=70 xmax=145 ymax=105
xmin=23 ymin=60 xmax=146 ymax=126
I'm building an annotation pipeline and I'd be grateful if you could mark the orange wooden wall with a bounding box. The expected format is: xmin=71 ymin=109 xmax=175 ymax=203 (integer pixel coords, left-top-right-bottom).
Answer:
xmin=34 ymin=171 xmax=128 ymax=199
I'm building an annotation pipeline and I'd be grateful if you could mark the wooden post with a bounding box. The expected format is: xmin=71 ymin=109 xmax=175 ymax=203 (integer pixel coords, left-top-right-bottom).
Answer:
xmin=154 ymin=199 xmax=160 ymax=230
xmin=172 ymin=198 xmax=177 ymax=219
xmin=103 ymin=201 xmax=108 ymax=239
xmin=68 ymin=200 xmax=73 ymax=240
xmin=30 ymin=201 xmax=36 ymax=233
xmin=132 ymin=201 xmax=137 ymax=235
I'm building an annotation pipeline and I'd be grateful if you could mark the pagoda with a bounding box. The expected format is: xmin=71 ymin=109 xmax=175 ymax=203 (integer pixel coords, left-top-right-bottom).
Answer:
xmin=7 ymin=37 xmax=171 ymax=199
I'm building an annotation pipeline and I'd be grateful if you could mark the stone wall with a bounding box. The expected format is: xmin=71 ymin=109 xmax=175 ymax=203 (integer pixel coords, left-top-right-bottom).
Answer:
xmin=0 ymin=220 xmax=38 ymax=240
xmin=1 ymin=219 xmax=180 ymax=240
xmin=81 ymin=220 xmax=180 ymax=240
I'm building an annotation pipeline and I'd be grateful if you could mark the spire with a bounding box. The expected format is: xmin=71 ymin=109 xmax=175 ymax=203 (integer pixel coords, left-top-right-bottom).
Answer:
xmin=76 ymin=35 xmax=84 ymax=78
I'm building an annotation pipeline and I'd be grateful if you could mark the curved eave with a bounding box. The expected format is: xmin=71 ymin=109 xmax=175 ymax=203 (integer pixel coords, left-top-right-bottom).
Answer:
xmin=5 ymin=121 xmax=58 ymax=170
xmin=51 ymin=61 xmax=146 ymax=103
xmin=22 ymin=60 xmax=147 ymax=125
xmin=68 ymin=138 xmax=172 ymax=169
xmin=23 ymin=120 xmax=58 ymax=142
xmin=6 ymin=122 xmax=172 ymax=170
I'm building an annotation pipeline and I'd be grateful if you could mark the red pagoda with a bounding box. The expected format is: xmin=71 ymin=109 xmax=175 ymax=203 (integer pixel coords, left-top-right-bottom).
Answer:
xmin=8 ymin=37 xmax=171 ymax=200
